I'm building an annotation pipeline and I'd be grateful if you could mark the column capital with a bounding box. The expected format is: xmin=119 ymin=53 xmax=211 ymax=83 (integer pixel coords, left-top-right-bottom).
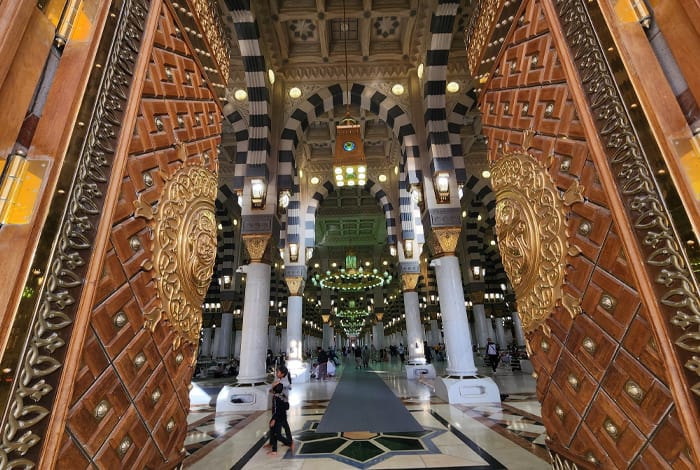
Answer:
xmin=427 ymin=226 xmax=462 ymax=257
xmin=401 ymin=272 xmax=420 ymax=292
xmin=285 ymin=276 xmax=305 ymax=296
xmin=242 ymin=233 xmax=272 ymax=263
xmin=471 ymin=290 xmax=485 ymax=304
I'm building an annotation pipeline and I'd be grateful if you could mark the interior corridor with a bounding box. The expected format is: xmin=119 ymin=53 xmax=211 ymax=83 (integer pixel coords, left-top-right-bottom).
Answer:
xmin=184 ymin=357 xmax=548 ymax=469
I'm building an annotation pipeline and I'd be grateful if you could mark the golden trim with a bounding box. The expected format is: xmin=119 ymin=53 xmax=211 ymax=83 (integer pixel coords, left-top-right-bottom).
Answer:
xmin=285 ymin=276 xmax=305 ymax=296
xmin=401 ymin=273 xmax=420 ymax=292
xmin=134 ymin=154 xmax=218 ymax=348
xmin=242 ymin=233 xmax=272 ymax=263
xmin=491 ymin=131 xmax=582 ymax=333
xmin=427 ymin=226 xmax=461 ymax=257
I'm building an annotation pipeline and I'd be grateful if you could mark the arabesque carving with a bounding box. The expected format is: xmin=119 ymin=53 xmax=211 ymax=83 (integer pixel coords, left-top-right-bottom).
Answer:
xmin=427 ymin=226 xmax=462 ymax=257
xmin=242 ymin=233 xmax=272 ymax=263
xmin=135 ymin=151 xmax=218 ymax=349
xmin=491 ymin=131 xmax=582 ymax=333
xmin=285 ymin=276 xmax=305 ymax=296
xmin=401 ymin=273 xmax=420 ymax=292
xmin=0 ymin=1 xmax=149 ymax=466
xmin=466 ymin=0 xmax=503 ymax=75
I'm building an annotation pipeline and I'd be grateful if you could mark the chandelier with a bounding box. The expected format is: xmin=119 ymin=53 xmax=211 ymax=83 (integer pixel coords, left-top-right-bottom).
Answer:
xmin=311 ymin=252 xmax=392 ymax=292
xmin=332 ymin=0 xmax=366 ymax=188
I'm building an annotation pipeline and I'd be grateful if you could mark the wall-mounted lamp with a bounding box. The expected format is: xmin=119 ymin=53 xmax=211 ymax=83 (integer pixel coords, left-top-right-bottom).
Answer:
xmin=404 ymin=239 xmax=414 ymax=258
xmin=250 ymin=178 xmax=266 ymax=208
xmin=389 ymin=245 xmax=397 ymax=257
xmin=278 ymin=190 xmax=291 ymax=210
xmin=306 ymin=247 xmax=314 ymax=262
xmin=288 ymin=243 xmax=299 ymax=262
xmin=472 ymin=265 xmax=483 ymax=280
xmin=434 ymin=172 xmax=450 ymax=203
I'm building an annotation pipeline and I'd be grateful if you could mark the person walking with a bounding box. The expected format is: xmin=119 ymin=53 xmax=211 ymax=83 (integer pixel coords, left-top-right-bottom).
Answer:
xmin=362 ymin=345 xmax=370 ymax=369
xmin=266 ymin=383 xmax=293 ymax=455
xmin=398 ymin=343 xmax=405 ymax=362
xmin=424 ymin=341 xmax=432 ymax=364
xmin=486 ymin=338 xmax=499 ymax=373
xmin=354 ymin=345 xmax=363 ymax=369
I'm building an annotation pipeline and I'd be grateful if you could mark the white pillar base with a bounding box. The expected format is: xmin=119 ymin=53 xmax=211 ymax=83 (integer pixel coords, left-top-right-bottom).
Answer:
xmin=434 ymin=376 xmax=501 ymax=404
xmin=405 ymin=363 xmax=436 ymax=380
xmin=288 ymin=360 xmax=310 ymax=383
xmin=216 ymin=383 xmax=271 ymax=412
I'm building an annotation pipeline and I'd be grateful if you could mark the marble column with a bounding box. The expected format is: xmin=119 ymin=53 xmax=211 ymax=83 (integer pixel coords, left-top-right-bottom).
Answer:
xmin=200 ymin=327 xmax=213 ymax=357
xmin=237 ymin=261 xmax=272 ymax=383
xmin=473 ymin=301 xmax=489 ymax=350
xmin=286 ymin=295 xmax=303 ymax=361
xmin=218 ymin=312 xmax=234 ymax=359
xmin=512 ymin=311 xmax=526 ymax=347
xmin=487 ymin=318 xmax=496 ymax=344
xmin=402 ymin=272 xmax=426 ymax=364
xmin=233 ymin=329 xmax=242 ymax=359
xmin=429 ymin=319 xmax=440 ymax=346
xmin=322 ymin=323 xmax=332 ymax=350
xmin=495 ymin=317 xmax=507 ymax=349
xmin=211 ymin=327 xmax=222 ymax=360
xmin=431 ymin=255 xmax=478 ymax=375
xmin=268 ymin=325 xmax=277 ymax=354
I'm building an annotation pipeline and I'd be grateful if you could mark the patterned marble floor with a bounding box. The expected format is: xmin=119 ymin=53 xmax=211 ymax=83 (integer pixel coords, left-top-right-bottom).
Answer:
xmin=184 ymin=358 xmax=550 ymax=469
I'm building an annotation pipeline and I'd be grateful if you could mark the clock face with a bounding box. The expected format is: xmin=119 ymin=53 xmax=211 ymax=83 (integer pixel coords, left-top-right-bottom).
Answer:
xmin=343 ymin=141 xmax=356 ymax=152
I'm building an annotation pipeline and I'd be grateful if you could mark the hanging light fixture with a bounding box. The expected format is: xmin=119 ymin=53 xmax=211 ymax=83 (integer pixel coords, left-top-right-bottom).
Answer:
xmin=332 ymin=0 xmax=367 ymax=188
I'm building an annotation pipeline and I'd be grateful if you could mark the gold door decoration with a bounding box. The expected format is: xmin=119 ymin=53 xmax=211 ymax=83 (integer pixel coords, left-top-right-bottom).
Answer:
xmin=134 ymin=149 xmax=218 ymax=349
xmin=491 ymin=131 xmax=583 ymax=334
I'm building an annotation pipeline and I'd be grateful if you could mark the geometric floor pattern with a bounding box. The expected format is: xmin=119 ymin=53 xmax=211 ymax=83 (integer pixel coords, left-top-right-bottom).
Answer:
xmin=289 ymin=420 xmax=445 ymax=468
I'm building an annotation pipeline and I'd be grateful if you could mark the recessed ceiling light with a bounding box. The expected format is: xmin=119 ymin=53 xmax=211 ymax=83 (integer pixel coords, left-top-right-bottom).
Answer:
xmin=481 ymin=169 xmax=491 ymax=178
xmin=310 ymin=176 xmax=320 ymax=184
xmin=391 ymin=83 xmax=405 ymax=96
xmin=289 ymin=87 xmax=302 ymax=99
xmin=417 ymin=63 xmax=424 ymax=79
xmin=234 ymin=89 xmax=247 ymax=101
xmin=268 ymin=69 xmax=275 ymax=84
xmin=446 ymin=81 xmax=460 ymax=93
xmin=378 ymin=174 xmax=387 ymax=182
xmin=394 ymin=166 xmax=399 ymax=175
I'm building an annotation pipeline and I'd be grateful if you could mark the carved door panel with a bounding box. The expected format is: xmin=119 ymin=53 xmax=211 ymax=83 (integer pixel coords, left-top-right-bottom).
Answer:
xmin=475 ymin=0 xmax=700 ymax=467
xmin=0 ymin=1 xmax=230 ymax=468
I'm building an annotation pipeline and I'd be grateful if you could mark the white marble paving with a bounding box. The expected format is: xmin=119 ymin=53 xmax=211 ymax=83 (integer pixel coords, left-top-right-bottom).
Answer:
xmin=185 ymin=359 xmax=550 ymax=469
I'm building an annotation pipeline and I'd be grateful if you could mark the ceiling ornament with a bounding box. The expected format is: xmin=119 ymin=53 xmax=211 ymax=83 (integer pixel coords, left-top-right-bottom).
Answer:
xmin=134 ymin=143 xmax=219 ymax=349
xmin=490 ymin=130 xmax=583 ymax=336
xmin=311 ymin=252 xmax=393 ymax=291
xmin=332 ymin=0 xmax=368 ymax=189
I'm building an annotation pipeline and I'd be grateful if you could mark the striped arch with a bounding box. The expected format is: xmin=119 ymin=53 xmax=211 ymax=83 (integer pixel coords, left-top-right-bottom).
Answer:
xmin=423 ymin=0 xmax=461 ymax=173
xmin=277 ymin=82 xmax=423 ymax=246
xmin=304 ymin=180 xmax=398 ymax=248
xmin=227 ymin=2 xmax=271 ymax=173
xmin=206 ymin=184 xmax=241 ymax=299
xmin=222 ymin=106 xmax=249 ymax=191
xmin=277 ymin=83 xmax=422 ymax=190
xmin=448 ymin=94 xmax=497 ymax=227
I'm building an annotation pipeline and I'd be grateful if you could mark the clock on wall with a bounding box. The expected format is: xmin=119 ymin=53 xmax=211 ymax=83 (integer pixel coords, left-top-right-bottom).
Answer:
xmin=343 ymin=141 xmax=356 ymax=152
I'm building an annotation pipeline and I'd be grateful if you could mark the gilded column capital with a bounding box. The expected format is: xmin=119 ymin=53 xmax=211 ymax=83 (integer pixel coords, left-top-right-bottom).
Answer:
xmin=471 ymin=291 xmax=485 ymax=304
xmin=285 ymin=276 xmax=305 ymax=296
xmin=242 ymin=233 xmax=272 ymax=263
xmin=427 ymin=226 xmax=462 ymax=257
xmin=401 ymin=273 xmax=420 ymax=292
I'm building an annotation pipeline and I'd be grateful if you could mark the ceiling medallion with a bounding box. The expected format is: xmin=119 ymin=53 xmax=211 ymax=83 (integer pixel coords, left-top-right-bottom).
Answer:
xmin=134 ymin=143 xmax=218 ymax=349
xmin=491 ymin=130 xmax=583 ymax=335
